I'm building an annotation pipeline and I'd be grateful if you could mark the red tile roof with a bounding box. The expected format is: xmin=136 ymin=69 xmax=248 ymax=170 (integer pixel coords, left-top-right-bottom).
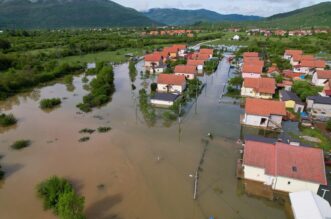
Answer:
xmin=300 ymin=59 xmax=326 ymax=68
xmin=244 ymin=140 xmax=327 ymax=185
xmin=172 ymin=44 xmax=187 ymax=50
xmin=245 ymin=98 xmax=286 ymax=116
xmin=187 ymin=59 xmax=205 ymax=66
xmin=267 ymin=65 xmax=280 ymax=74
xmin=316 ymin=70 xmax=331 ymax=79
xmin=197 ymin=54 xmax=211 ymax=61
xmin=243 ymin=52 xmax=259 ymax=57
xmin=174 ymin=65 xmax=197 ymax=74
xmin=300 ymin=55 xmax=315 ymax=61
xmin=244 ymin=58 xmax=264 ymax=66
xmin=242 ymin=63 xmax=263 ymax=74
xmin=157 ymin=74 xmax=186 ymax=86
xmin=163 ymin=46 xmax=178 ymax=54
xmin=283 ymin=70 xmax=304 ymax=79
xmin=243 ymin=78 xmax=276 ymax=94
xmin=199 ymin=48 xmax=213 ymax=55
xmin=145 ymin=52 xmax=162 ymax=62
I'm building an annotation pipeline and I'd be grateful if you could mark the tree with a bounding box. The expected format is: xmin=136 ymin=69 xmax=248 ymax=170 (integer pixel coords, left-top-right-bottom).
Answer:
xmin=57 ymin=191 xmax=85 ymax=219
xmin=0 ymin=39 xmax=11 ymax=50
xmin=229 ymin=76 xmax=243 ymax=88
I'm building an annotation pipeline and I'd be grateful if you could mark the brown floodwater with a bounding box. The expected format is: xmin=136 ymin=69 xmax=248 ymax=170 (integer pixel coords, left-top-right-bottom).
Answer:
xmin=0 ymin=57 xmax=288 ymax=219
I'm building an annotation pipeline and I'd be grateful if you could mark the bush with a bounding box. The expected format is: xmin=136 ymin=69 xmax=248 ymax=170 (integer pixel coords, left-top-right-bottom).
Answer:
xmin=163 ymin=111 xmax=177 ymax=121
xmin=63 ymin=75 xmax=74 ymax=85
xmin=150 ymin=83 xmax=157 ymax=92
xmin=79 ymin=128 xmax=95 ymax=134
xmin=327 ymin=119 xmax=331 ymax=132
xmin=10 ymin=140 xmax=31 ymax=150
xmin=79 ymin=137 xmax=90 ymax=142
xmin=0 ymin=113 xmax=17 ymax=127
xmin=37 ymin=176 xmax=85 ymax=219
xmin=40 ymin=98 xmax=62 ymax=109
xmin=97 ymin=127 xmax=112 ymax=133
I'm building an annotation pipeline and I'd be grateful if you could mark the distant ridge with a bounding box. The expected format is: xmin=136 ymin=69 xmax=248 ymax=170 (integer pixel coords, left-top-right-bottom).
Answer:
xmin=143 ymin=8 xmax=262 ymax=26
xmin=0 ymin=0 xmax=160 ymax=29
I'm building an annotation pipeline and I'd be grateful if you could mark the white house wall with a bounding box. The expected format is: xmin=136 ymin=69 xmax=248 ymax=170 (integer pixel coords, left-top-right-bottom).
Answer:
xmin=157 ymin=84 xmax=184 ymax=94
xmin=272 ymin=176 xmax=320 ymax=193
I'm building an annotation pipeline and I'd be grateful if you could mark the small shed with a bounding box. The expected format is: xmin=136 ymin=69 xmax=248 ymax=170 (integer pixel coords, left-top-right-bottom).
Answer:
xmin=150 ymin=93 xmax=179 ymax=107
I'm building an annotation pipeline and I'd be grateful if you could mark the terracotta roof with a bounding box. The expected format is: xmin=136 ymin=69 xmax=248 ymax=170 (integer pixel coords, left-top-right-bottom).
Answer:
xmin=157 ymin=74 xmax=186 ymax=86
xmin=199 ymin=48 xmax=213 ymax=55
xmin=292 ymin=53 xmax=302 ymax=62
xmin=197 ymin=54 xmax=211 ymax=61
xmin=244 ymin=58 xmax=264 ymax=66
xmin=243 ymin=78 xmax=276 ymax=94
xmin=285 ymin=50 xmax=303 ymax=57
xmin=174 ymin=65 xmax=197 ymax=74
xmin=163 ymin=46 xmax=178 ymax=53
xmin=145 ymin=52 xmax=162 ymax=62
xmin=283 ymin=70 xmax=304 ymax=79
xmin=300 ymin=55 xmax=315 ymax=61
xmin=300 ymin=59 xmax=326 ymax=68
xmin=187 ymin=59 xmax=205 ymax=66
xmin=277 ymin=80 xmax=293 ymax=88
xmin=242 ymin=63 xmax=263 ymax=74
xmin=243 ymin=139 xmax=327 ymax=185
xmin=245 ymin=98 xmax=286 ymax=116
xmin=316 ymin=70 xmax=331 ymax=79
xmin=243 ymin=52 xmax=259 ymax=57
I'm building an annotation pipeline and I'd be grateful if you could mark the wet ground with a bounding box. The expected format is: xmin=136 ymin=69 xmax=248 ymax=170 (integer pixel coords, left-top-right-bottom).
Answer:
xmin=0 ymin=57 xmax=287 ymax=219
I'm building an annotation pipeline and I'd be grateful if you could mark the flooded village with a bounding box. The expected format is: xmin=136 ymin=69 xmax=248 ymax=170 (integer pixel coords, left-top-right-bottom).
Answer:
xmin=1 ymin=28 xmax=331 ymax=219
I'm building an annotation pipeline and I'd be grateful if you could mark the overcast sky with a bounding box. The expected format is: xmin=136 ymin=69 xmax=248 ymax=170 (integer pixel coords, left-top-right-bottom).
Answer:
xmin=112 ymin=0 xmax=328 ymax=17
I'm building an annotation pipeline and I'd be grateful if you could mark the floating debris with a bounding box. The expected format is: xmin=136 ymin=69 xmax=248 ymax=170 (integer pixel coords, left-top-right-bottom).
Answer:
xmin=93 ymin=115 xmax=104 ymax=120
xmin=97 ymin=184 xmax=106 ymax=190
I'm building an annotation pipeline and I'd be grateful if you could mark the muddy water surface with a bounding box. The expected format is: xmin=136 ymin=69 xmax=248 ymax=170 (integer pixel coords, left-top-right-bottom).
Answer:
xmin=0 ymin=58 xmax=287 ymax=219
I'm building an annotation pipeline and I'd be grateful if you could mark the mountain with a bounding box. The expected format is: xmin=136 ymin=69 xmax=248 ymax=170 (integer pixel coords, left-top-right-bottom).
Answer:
xmin=143 ymin=8 xmax=262 ymax=26
xmin=260 ymin=2 xmax=331 ymax=28
xmin=0 ymin=0 xmax=159 ymax=29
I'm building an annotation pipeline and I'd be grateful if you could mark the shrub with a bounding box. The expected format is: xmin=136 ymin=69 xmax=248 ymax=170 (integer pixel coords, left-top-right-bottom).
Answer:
xmin=63 ymin=75 xmax=73 ymax=85
xmin=40 ymin=98 xmax=62 ymax=109
xmin=79 ymin=128 xmax=95 ymax=134
xmin=37 ymin=176 xmax=85 ymax=219
xmin=163 ymin=111 xmax=177 ymax=121
xmin=97 ymin=127 xmax=112 ymax=133
xmin=10 ymin=140 xmax=31 ymax=150
xmin=79 ymin=137 xmax=90 ymax=142
xmin=327 ymin=119 xmax=331 ymax=132
xmin=150 ymin=83 xmax=157 ymax=92
xmin=0 ymin=113 xmax=17 ymax=127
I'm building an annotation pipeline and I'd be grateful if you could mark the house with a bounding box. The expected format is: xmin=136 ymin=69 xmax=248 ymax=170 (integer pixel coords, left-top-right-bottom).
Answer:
xmin=307 ymin=96 xmax=331 ymax=121
xmin=163 ymin=47 xmax=178 ymax=59
xmin=242 ymin=137 xmax=327 ymax=193
xmin=274 ymin=30 xmax=287 ymax=36
xmin=233 ymin=35 xmax=240 ymax=41
xmin=312 ymin=70 xmax=331 ymax=86
xmin=187 ymin=59 xmax=204 ymax=73
xmin=242 ymin=63 xmax=263 ymax=78
xmin=174 ymin=65 xmax=197 ymax=80
xmin=283 ymin=70 xmax=305 ymax=80
xmin=150 ymin=93 xmax=180 ymax=107
xmin=267 ymin=64 xmax=280 ymax=76
xmin=321 ymin=80 xmax=331 ymax=97
xmin=144 ymin=52 xmax=163 ymax=71
xmin=290 ymin=191 xmax=331 ymax=219
xmin=277 ymin=80 xmax=293 ymax=91
xmin=294 ymin=59 xmax=326 ymax=75
xmin=241 ymin=78 xmax=276 ymax=99
xmin=157 ymin=74 xmax=186 ymax=94
xmin=283 ymin=50 xmax=303 ymax=62
xmin=172 ymin=44 xmax=187 ymax=57
xmin=279 ymin=90 xmax=305 ymax=113
xmin=241 ymin=98 xmax=286 ymax=129
xmin=199 ymin=48 xmax=213 ymax=58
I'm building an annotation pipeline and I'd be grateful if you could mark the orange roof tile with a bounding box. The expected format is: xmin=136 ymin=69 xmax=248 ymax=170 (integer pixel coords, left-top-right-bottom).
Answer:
xmin=145 ymin=52 xmax=162 ymax=62
xmin=157 ymin=74 xmax=186 ymax=85
xmin=245 ymin=98 xmax=286 ymax=116
xmin=174 ymin=65 xmax=197 ymax=74
xmin=243 ymin=78 xmax=276 ymax=94
xmin=243 ymin=52 xmax=259 ymax=57
xmin=199 ymin=48 xmax=213 ymax=55
xmin=316 ymin=70 xmax=331 ymax=79
xmin=242 ymin=63 xmax=263 ymax=74
xmin=285 ymin=50 xmax=303 ymax=57
xmin=187 ymin=59 xmax=205 ymax=66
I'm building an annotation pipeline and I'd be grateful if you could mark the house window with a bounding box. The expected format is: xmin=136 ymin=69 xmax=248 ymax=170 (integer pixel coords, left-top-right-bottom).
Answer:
xmin=292 ymin=166 xmax=297 ymax=172
xmin=260 ymin=118 xmax=267 ymax=125
xmin=288 ymin=181 xmax=291 ymax=185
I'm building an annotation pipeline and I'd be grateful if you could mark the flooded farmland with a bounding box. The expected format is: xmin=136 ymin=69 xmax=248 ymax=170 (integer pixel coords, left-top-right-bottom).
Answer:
xmin=0 ymin=58 xmax=288 ymax=219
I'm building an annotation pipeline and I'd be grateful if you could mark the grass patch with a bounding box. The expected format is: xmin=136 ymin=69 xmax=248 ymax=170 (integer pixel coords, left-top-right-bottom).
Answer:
xmin=301 ymin=127 xmax=331 ymax=151
xmin=97 ymin=127 xmax=112 ymax=133
xmin=0 ymin=113 xmax=17 ymax=127
xmin=79 ymin=137 xmax=90 ymax=142
xmin=10 ymin=140 xmax=31 ymax=150
xmin=40 ymin=98 xmax=62 ymax=109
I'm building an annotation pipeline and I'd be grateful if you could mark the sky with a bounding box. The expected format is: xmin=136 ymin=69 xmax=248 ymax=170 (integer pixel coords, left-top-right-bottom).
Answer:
xmin=112 ymin=0 xmax=328 ymax=17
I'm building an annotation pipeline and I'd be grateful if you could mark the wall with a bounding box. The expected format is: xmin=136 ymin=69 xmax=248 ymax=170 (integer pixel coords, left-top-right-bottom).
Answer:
xmin=151 ymin=99 xmax=174 ymax=107
xmin=241 ymin=87 xmax=272 ymax=99
xmin=243 ymin=114 xmax=268 ymax=127
xmin=157 ymin=84 xmax=184 ymax=94
xmin=244 ymin=165 xmax=268 ymax=183
xmin=175 ymin=73 xmax=195 ymax=80
xmin=273 ymin=176 xmax=320 ymax=193
xmin=312 ymin=73 xmax=327 ymax=86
